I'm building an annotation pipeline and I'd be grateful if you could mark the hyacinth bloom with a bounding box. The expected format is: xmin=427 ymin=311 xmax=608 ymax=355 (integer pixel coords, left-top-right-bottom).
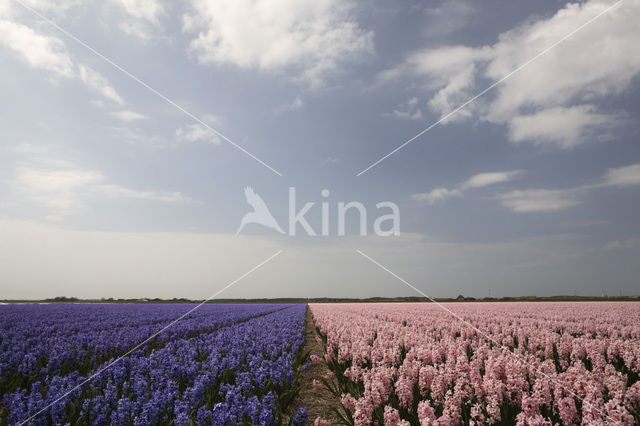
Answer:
xmin=310 ymin=302 xmax=640 ymax=425
xmin=0 ymin=304 xmax=308 ymax=425
xmin=313 ymin=379 xmax=324 ymax=392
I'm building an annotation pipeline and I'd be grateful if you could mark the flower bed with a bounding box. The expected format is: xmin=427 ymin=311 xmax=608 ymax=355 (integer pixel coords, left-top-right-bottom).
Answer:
xmin=1 ymin=303 xmax=308 ymax=425
xmin=310 ymin=302 xmax=640 ymax=425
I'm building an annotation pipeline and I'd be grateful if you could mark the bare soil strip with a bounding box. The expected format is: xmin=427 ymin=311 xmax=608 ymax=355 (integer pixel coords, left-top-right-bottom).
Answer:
xmin=284 ymin=306 xmax=343 ymax=425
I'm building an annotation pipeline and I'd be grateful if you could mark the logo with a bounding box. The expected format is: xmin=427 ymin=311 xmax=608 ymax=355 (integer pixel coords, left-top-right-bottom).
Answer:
xmin=237 ymin=187 xmax=400 ymax=236
xmin=237 ymin=186 xmax=285 ymax=234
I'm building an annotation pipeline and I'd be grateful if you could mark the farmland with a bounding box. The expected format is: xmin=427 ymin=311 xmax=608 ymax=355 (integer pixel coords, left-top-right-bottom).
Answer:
xmin=1 ymin=302 xmax=640 ymax=425
xmin=310 ymin=302 xmax=640 ymax=425
xmin=0 ymin=304 xmax=308 ymax=425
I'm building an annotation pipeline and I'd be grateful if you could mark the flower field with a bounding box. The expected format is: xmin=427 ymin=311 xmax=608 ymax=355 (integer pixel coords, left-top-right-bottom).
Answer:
xmin=0 ymin=303 xmax=308 ymax=425
xmin=310 ymin=303 xmax=640 ymax=425
xmin=3 ymin=302 xmax=639 ymax=425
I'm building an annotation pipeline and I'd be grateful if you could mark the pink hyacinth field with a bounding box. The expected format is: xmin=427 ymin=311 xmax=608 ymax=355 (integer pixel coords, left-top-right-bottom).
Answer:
xmin=309 ymin=302 xmax=640 ymax=425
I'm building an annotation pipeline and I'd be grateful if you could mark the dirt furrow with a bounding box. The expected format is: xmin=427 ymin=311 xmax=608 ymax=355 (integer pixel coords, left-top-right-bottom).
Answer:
xmin=284 ymin=306 xmax=344 ymax=425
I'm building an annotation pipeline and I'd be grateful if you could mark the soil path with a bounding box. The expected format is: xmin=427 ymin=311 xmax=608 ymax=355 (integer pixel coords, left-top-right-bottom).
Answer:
xmin=284 ymin=306 xmax=343 ymax=425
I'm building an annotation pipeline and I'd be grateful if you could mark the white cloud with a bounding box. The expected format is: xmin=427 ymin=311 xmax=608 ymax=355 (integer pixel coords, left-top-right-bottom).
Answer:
xmin=107 ymin=126 xmax=163 ymax=147
xmin=483 ymin=0 xmax=637 ymax=123
xmin=380 ymin=45 xmax=491 ymax=122
xmin=111 ymin=110 xmax=147 ymax=121
xmin=0 ymin=1 xmax=11 ymax=18
xmin=95 ymin=184 xmax=191 ymax=202
xmin=497 ymin=189 xmax=582 ymax=213
xmin=385 ymin=97 xmax=423 ymax=120
xmin=414 ymin=169 xmax=522 ymax=204
xmin=14 ymin=166 xmax=104 ymax=219
xmin=426 ymin=65 xmax=479 ymax=124
xmin=0 ymin=19 xmax=74 ymax=79
xmin=79 ymin=65 xmax=124 ymax=105
xmin=411 ymin=187 xmax=462 ymax=204
xmin=508 ymin=105 xmax=616 ymax=149
xmin=604 ymin=238 xmax=640 ymax=250
xmin=183 ymin=0 xmax=373 ymax=88
xmin=0 ymin=13 xmax=125 ymax=104
xmin=108 ymin=0 xmax=166 ymax=40
xmin=381 ymin=0 xmax=640 ymax=147
xmin=422 ymin=0 xmax=477 ymax=38
xmin=274 ymin=96 xmax=303 ymax=115
xmin=380 ymin=45 xmax=490 ymax=85
xmin=111 ymin=0 xmax=164 ymax=25
xmin=602 ymin=163 xmax=640 ymax=187
xmin=175 ymin=123 xmax=221 ymax=144
xmin=9 ymin=159 xmax=191 ymax=221
xmin=496 ymin=163 xmax=640 ymax=214
xmin=0 ymin=0 xmax=78 ymax=17
xmin=461 ymin=170 xmax=523 ymax=189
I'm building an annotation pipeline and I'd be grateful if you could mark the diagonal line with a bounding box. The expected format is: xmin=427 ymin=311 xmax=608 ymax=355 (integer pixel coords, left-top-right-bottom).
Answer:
xmin=356 ymin=0 xmax=625 ymax=176
xmin=12 ymin=0 xmax=283 ymax=177
xmin=19 ymin=249 xmax=283 ymax=425
xmin=355 ymin=249 xmax=617 ymax=423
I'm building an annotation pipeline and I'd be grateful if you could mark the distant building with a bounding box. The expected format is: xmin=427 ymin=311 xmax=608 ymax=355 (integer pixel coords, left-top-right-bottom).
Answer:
xmin=601 ymin=291 xmax=608 ymax=299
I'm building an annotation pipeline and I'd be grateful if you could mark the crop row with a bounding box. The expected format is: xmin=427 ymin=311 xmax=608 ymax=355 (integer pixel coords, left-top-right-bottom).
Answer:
xmin=1 ymin=304 xmax=308 ymax=425
xmin=310 ymin=302 xmax=640 ymax=425
xmin=0 ymin=303 xmax=285 ymax=396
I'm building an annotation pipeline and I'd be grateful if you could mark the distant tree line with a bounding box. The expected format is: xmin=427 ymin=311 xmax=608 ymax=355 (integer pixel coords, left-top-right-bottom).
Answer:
xmin=1 ymin=295 xmax=637 ymax=304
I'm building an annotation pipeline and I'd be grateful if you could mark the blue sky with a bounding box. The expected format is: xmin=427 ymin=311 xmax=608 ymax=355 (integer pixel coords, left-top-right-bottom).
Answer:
xmin=1 ymin=0 xmax=639 ymax=299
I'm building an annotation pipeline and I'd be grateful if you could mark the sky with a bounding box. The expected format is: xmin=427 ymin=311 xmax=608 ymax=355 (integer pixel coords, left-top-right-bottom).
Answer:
xmin=0 ymin=0 xmax=639 ymax=300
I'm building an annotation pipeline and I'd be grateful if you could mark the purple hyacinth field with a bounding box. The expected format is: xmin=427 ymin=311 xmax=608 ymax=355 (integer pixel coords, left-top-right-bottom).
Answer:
xmin=0 ymin=303 xmax=308 ymax=425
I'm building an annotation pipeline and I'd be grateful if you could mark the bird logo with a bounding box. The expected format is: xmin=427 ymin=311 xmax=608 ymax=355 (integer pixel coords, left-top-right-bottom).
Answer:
xmin=236 ymin=186 xmax=285 ymax=235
